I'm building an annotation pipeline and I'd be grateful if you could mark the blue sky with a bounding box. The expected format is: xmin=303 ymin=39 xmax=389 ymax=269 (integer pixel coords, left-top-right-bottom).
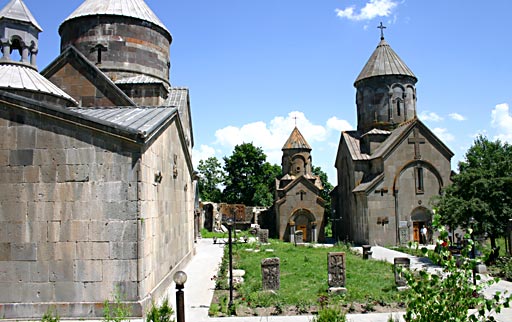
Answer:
xmin=18 ymin=0 xmax=512 ymax=184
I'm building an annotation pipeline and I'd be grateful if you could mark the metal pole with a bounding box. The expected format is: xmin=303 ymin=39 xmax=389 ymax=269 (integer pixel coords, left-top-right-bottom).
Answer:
xmin=228 ymin=224 xmax=234 ymax=313
xmin=176 ymin=287 xmax=185 ymax=322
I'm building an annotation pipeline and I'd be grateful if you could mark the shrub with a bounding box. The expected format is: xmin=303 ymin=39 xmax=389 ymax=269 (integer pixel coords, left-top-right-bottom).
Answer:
xmin=312 ymin=306 xmax=346 ymax=322
xmin=103 ymin=290 xmax=131 ymax=322
xmin=41 ymin=307 xmax=59 ymax=322
xmin=403 ymin=212 xmax=511 ymax=322
xmin=146 ymin=298 xmax=174 ymax=322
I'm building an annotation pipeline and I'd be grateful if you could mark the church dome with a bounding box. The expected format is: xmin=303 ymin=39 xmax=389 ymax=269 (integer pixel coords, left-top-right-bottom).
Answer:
xmin=59 ymin=0 xmax=172 ymax=87
xmin=60 ymin=0 xmax=170 ymax=36
xmin=354 ymin=38 xmax=416 ymax=87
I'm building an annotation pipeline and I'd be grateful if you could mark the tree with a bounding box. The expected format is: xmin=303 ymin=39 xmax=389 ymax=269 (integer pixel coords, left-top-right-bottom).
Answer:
xmin=313 ymin=165 xmax=334 ymax=237
xmin=222 ymin=143 xmax=281 ymax=207
xmin=434 ymin=135 xmax=512 ymax=248
xmin=197 ymin=156 xmax=224 ymax=203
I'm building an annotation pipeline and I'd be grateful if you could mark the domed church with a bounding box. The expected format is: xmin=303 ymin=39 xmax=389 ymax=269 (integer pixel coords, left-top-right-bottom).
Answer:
xmin=0 ymin=0 xmax=195 ymax=319
xmin=331 ymin=27 xmax=453 ymax=246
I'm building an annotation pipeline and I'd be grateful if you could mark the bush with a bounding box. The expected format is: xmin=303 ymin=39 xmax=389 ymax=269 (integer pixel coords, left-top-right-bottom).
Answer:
xmin=41 ymin=307 xmax=59 ymax=322
xmin=403 ymin=212 xmax=511 ymax=322
xmin=312 ymin=306 xmax=346 ymax=322
xmin=146 ymin=298 xmax=174 ymax=322
xmin=103 ymin=290 xmax=131 ymax=322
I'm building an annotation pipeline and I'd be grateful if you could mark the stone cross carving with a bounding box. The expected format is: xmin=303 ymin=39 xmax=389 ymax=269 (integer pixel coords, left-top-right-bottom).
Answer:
xmin=328 ymin=252 xmax=346 ymax=288
xmin=258 ymin=229 xmax=269 ymax=244
xmin=297 ymin=190 xmax=306 ymax=201
xmin=378 ymin=22 xmax=386 ymax=40
xmin=261 ymin=257 xmax=280 ymax=290
xmin=394 ymin=257 xmax=411 ymax=288
xmin=408 ymin=128 xmax=425 ymax=160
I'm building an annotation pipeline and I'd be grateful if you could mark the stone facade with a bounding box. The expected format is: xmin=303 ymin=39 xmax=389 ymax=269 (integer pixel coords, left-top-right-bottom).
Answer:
xmin=0 ymin=0 xmax=195 ymax=319
xmin=274 ymin=127 xmax=325 ymax=242
xmin=331 ymin=35 xmax=453 ymax=246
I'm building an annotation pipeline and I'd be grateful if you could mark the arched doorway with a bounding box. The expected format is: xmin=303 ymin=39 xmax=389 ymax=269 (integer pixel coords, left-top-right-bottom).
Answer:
xmin=291 ymin=209 xmax=316 ymax=242
xmin=411 ymin=207 xmax=432 ymax=244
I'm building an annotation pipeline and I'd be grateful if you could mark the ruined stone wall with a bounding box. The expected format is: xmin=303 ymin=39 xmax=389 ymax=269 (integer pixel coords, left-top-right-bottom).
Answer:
xmin=138 ymin=117 xmax=195 ymax=308
xmin=0 ymin=104 xmax=140 ymax=318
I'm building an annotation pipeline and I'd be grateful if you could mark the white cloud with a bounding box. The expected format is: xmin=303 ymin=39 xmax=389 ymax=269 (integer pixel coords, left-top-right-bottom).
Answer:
xmin=335 ymin=0 xmax=398 ymax=21
xmin=192 ymin=144 xmax=217 ymax=166
xmin=419 ymin=111 xmax=443 ymax=122
xmin=213 ymin=111 xmax=333 ymax=165
xmin=327 ymin=116 xmax=354 ymax=132
xmin=449 ymin=113 xmax=466 ymax=121
xmin=491 ymin=103 xmax=512 ymax=142
xmin=432 ymin=128 xmax=455 ymax=142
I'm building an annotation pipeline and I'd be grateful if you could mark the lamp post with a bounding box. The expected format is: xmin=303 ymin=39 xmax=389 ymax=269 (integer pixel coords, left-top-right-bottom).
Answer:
xmin=226 ymin=217 xmax=234 ymax=313
xmin=469 ymin=216 xmax=476 ymax=286
xmin=173 ymin=271 xmax=187 ymax=322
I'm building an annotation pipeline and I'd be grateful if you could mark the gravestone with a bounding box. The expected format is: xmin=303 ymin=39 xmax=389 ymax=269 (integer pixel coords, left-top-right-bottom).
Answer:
xmin=295 ymin=230 xmax=304 ymax=244
xmin=261 ymin=257 xmax=280 ymax=290
xmin=362 ymin=245 xmax=372 ymax=260
xmin=399 ymin=221 xmax=409 ymax=245
xmin=258 ymin=229 xmax=269 ymax=244
xmin=328 ymin=252 xmax=347 ymax=294
xmin=394 ymin=257 xmax=410 ymax=290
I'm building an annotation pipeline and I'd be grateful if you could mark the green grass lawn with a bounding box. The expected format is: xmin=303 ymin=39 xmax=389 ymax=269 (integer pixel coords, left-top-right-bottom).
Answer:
xmin=219 ymin=239 xmax=400 ymax=311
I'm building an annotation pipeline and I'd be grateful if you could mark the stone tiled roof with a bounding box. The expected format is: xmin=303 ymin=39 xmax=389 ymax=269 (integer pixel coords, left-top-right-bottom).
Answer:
xmin=355 ymin=38 xmax=416 ymax=85
xmin=342 ymin=131 xmax=370 ymax=161
xmin=70 ymin=106 xmax=177 ymax=139
xmin=362 ymin=128 xmax=392 ymax=136
xmin=115 ymin=75 xmax=165 ymax=85
xmin=0 ymin=0 xmax=42 ymax=31
xmin=0 ymin=63 xmax=76 ymax=104
xmin=282 ymin=127 xmax=312 ymax=150
xmin=62 ymin=0 xmax=169 ymax=35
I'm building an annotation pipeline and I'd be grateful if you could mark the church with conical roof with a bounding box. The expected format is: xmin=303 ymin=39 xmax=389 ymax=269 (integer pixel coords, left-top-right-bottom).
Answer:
xmin=274 ymin=126 xmax=325 ymax=243
xmin=331 ymin=27 xmax=453 ymax=246
xmin=0 ymin=0 xmax=196 ymax=319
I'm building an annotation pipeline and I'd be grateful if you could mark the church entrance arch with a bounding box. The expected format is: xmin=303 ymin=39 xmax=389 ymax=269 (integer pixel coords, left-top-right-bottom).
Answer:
xmin=411 ymin=207 xmax=432 ymax=244
xmin=291 ymin=209 xmax=315 ymax=242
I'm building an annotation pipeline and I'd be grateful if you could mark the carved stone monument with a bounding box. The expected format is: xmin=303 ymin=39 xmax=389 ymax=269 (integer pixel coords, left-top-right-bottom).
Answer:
xmin=258 ymin=229 xmax=269 ymax=244
xmin=394 ymin=257 xmax=410 ymax=291
xmin=261 ymin=257 xmax=280 ymax=290
xmin=362 ymin=245 xmax=372 ymax=260
xmin=328 ymin=252 xmax=347 ymax=294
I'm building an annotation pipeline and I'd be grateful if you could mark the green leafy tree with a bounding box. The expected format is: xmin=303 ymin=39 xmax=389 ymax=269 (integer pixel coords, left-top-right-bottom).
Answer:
xmin=197 ymin=157 xmax=224 ymax=203
xmin=222 ymin=143 xmax=281 ymax=206
xmin=434 ymin=136 xmax=512 ymax=248
xmin=312 ymin=165 xmax=333 ymax=214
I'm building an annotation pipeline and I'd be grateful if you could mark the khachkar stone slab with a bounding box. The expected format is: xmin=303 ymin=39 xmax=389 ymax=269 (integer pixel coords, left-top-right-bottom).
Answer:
xmin=258 ymin=229 xmax=269 ymax=244
xmin=394 ymin=257 xmax=410 ymax=291
xmin=261 ymin=257 xmax=280 ymax=290
xmin=328 ymin=252 xmax=347 ymax=294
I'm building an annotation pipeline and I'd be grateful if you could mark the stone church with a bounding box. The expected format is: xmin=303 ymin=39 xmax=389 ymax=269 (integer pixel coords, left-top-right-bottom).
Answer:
xmin=274 ymin=127 xmax=325 ymax=243
xmin=0 ymin=0 xmax=195 ymax=319
xmin=331 ymin=31 xmax=453 ymax=246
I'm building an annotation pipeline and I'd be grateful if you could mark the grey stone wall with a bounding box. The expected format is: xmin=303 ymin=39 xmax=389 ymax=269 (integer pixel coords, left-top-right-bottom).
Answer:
xmin=137 ymin=118 xmax=195 ymax=308
xmin=0 ymin=102 xmax=195 ymax=318
xmin=60 ymin=16 xmax=171 ymax=86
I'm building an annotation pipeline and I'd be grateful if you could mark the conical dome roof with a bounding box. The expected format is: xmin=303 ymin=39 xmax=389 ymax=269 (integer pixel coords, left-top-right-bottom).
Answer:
xmin=60 ymin=0 xmax=169 ymax=35
xmin=354 ymin=38 xmax=416 ymax=86
xmin=282 ymin=127 xmax=312 ymax=150
xmin=0 ymin=0 xmax=42 ymax=31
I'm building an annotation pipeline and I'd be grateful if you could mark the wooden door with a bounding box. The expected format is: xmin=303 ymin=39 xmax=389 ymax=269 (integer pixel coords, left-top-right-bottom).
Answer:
xmin=298 ymin=225 xmax=307 ymax=241
xmin=413 ymin=222 xmax=420 ymax=242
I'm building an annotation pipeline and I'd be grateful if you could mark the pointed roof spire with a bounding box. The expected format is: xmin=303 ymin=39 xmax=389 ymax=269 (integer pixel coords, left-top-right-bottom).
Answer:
xmin=354 ymin=33 xmax=417 ymax=86
xmin=0 ymin=0 xmax=42 ymax=31
xmin=282 ymin=127 xmax=312 ymax=150
xmin=61 ymin=0 xmax=169 ymax=36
